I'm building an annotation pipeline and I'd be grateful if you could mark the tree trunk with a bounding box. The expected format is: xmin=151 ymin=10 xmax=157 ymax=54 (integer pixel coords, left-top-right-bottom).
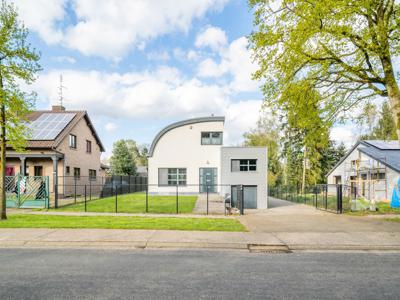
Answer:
xmin=386 ymin=82 xmax=400 ymax=141
xmin=0 ymin=71 xmax=6 ymax=220
xmin=380 ymin=53 xmax=400 ymax=141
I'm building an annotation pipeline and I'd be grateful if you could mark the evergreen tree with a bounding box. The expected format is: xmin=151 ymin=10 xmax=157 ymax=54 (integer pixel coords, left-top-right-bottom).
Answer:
xmin=110 ymin=140 xmax=136 ymax=175
xmin=371 ymin=102 xmax=398 ymax=140
xmin=243 ymin=113 xmax=282 ymax=186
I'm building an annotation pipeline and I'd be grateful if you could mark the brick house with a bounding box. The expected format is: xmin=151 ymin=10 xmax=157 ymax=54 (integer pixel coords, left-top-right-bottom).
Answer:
xmin=6 ymin=105 xmax=105 ymax=203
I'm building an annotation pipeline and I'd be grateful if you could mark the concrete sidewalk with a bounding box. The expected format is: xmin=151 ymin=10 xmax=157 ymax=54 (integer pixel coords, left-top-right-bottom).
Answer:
xmin=2 ymin=197 xmax=400 ymax=252
xmin=1 ymin=228 xmax=400 ymax=252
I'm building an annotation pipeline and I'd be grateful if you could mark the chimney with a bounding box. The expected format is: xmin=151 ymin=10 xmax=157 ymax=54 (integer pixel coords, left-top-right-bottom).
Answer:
xmin=52 ymin=105 xmax=66 ymax=112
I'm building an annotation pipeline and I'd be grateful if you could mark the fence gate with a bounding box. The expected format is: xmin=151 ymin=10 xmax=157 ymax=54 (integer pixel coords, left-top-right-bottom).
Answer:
xmin=6 ymin=175 xmax=49 ymax=208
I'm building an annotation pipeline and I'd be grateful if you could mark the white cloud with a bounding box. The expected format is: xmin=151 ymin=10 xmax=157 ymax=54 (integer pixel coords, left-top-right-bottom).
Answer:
xmin=31 ymin=67 xmax=262 ymax=145
xmin=51 ymin=56 xmax=76 ymax=64
xmin=195 ymin=26 xmax=228 ymax=51
xmin=12 ymin=0 xmax=66 ymax=44
xmin=197 ymin=37 xmax=259 ymax=92
xmin=187 ymin=50 xmax=200 ymax=61
xmin=224 ymin=100 xmax=263 ymax=144
xmin=104 ymin=122 xmax=117 ymax=132
xmin=330 ymin=126 xmax=359 ymax=148
xmin=13 ymin=0 xmax=228 ymax=60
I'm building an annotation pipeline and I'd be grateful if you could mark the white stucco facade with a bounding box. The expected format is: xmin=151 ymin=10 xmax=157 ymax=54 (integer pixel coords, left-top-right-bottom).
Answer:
xmin=147 ymin=117 xmax=268 ymax=209
xmin=220 ymin=147 xmax=268 ymax=209
xmin=148 ymin=118 xmax=223 ymax=194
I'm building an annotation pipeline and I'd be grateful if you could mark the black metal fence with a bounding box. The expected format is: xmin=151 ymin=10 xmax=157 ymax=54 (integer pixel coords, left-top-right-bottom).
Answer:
xmin=52 ymin=182 xmax=245 ymax=215
xmin=268 ymin=184 xmax=354 ymax=213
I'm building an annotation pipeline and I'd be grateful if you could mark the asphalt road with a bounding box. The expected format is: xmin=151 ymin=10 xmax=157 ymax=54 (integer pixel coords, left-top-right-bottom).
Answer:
xmin=0 ymin=249 xmax=399 ymax=299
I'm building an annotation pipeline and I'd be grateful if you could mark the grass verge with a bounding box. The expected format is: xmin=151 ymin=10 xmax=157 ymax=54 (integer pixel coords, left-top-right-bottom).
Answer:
xmin=0 ymin=214 xmax=246 ymax=232
xmin=383 ymin=217 xmax=400 ymax=223
xmin=345 ymin=202 xmax=400 ymax=216
xmin=53 ymin=192 xmax=197 ymax=214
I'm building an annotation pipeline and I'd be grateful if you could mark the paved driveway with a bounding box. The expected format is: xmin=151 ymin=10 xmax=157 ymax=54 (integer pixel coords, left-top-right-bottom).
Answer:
xmin=239 ymin=197 xmax=400 ymax=233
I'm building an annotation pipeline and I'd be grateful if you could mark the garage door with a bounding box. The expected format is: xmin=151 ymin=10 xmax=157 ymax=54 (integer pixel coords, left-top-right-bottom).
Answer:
xmin=231 ymin=185 xmax=257 ymax=209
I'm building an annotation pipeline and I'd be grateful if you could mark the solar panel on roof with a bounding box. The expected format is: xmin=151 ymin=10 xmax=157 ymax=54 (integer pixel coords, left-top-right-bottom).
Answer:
xmin=366 ymin=140 xmax=400 ymax=150
xmin=29 ymin=113 xmax=76 ymax=140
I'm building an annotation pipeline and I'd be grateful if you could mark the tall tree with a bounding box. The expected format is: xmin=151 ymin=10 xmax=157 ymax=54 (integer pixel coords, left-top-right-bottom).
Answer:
xmin=0 ymin=2 xmax=41 ymax=220
xmin=125 ymin=139 xmax=148 ymax=166
xmin=243 ymin=113 xmax=282 ymax=186
xmin=320 ymin=141 xmax=347 ymax=181
xmin=110 ymin=140 xmax=137 ymax=175
xmin=250 ymin=0 xmax=400 ymax=140
xmin=280 ymin=81 xmax=330 ymax=189
xmin=362 ymin=101 xmax=399 ymax=140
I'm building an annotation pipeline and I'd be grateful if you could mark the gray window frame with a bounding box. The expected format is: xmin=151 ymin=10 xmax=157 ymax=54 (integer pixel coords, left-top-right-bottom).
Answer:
xmin=231 ymin=159 xmax=257 ymax=172
xmin=158 ymin=168 xmax=187 ymax=186
xmin=201 ymin=131 xmax=223 ymax=145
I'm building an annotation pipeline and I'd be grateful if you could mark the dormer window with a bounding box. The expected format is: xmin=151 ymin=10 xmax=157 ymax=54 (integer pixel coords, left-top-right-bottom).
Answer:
xmin=201 ymin=132 xmax=222 ymax=145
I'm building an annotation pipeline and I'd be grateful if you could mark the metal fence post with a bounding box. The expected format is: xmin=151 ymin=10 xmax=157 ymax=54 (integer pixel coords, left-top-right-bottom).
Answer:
xmin=325 ymin=185 xmax=328 ymax=210
xmin=176 ymin=184 xmax=179 ymax=214
xmin=238 ymin=184 xmax=244 ymax=215
xmin=206 ymin=185 xmax=209 ymax=215
xmin=74 ymin=177 xmax=77 ymax=203
xmin=145 ymin=183 xmax=149 ymax=213
xmin=115 ymin=186 xmax=118 ymax=213
xmin=84 ymin=185 xmax=87 ymax=212
xmin=315 ymin=186 xmax=318 ymax=208
xmin=337 ymin=184 xmax=343 ymax=214
xmin=89 ymin=179 xmax=92 ymax=202
xmin=54 ymin=184 xmax=58 ymax=209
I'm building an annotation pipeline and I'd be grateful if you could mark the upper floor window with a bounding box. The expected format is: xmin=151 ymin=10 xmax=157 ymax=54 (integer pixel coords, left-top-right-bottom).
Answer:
xmin=231 ymin=159 xmax=257 ymax=172
xmin=86 ymin=140 xmax=92 ymax=153
xmin=201 ymin=132 xmax=222 ymax=145
xmin=69 ymin=134 xmax=77 ymax=149
xmin=158 ymin=168 xmax=187 ymax=186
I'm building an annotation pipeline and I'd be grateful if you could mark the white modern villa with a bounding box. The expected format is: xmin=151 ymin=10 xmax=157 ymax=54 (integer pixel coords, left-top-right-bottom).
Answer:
xmin=147 ymin=116 xmax=268 ymax=209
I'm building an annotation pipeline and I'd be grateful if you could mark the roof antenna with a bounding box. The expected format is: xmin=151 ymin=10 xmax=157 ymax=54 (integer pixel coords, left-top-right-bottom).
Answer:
xmin=58 ymin=74 xmax=66 ymax=107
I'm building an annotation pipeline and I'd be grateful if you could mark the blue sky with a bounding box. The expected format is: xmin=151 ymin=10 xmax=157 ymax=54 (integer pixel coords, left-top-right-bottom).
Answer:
xmin=13 ymin=0 xmax=359 ymax=158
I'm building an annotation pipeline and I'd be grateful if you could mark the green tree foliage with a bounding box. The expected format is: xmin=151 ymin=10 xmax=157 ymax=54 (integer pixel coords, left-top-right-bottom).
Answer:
xmin=319 ymin=141 xmax=347 ymax=182
xmin=280 ymin=81 xmax=330 ymax=186
xmin=361 ymin=101 xmax=398 ymax=140
xmin=110 ymin=140 xmax=137 ymax=175
xmin=125 ymin=139 xmax=148 ymax=167
xmin=243 ymin=113 xmax=282 ymax=186
xmin=0 ymin=1 xmax=41 ymax=220
xmin=250 ymin=0 xmax=400 ymax=140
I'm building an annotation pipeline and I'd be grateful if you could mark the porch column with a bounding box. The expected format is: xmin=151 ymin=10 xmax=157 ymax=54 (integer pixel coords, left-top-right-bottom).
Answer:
xmin=19 ymin=156 xmax=26 ymax=176
xmin=52 ymin=156 xmax=59 ymax=208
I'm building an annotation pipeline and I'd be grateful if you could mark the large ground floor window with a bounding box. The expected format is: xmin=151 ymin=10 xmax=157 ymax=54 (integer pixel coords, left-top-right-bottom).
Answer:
xmin=158 ymin=168 xmax=187 ymax=186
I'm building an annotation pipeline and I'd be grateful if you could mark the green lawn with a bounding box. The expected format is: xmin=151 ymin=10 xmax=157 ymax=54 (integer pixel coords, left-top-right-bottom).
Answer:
xmin=0 ymin=214 xmax=246 ymax=231
xmin=53 ymin=192 xmax=198 ymax=214
xmin=346 ymin=202 xmax=400 ymax=216
xmin=385 ymin=217 xmax=400 ymax=223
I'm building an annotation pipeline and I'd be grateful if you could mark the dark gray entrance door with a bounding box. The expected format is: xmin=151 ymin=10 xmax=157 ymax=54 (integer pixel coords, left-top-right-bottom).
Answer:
xmin=231 ymin=185 xmax=257 ymax=209
xmin=199 ymin=168 xmax=217 ymax=193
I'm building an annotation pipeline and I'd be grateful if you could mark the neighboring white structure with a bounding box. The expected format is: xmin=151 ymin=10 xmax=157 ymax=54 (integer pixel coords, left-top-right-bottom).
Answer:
xmin=327 ymin=140 xmax=400 ymax=201
xmin=147 ymin=116 xmax=268 ymax=209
